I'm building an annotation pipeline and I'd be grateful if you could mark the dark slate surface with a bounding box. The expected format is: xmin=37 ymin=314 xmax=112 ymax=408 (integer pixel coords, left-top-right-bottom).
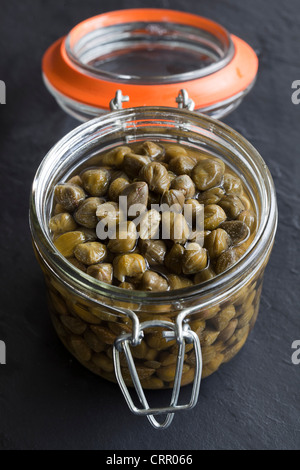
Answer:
xmin=0 ymin=0 xmax=299 ymax=450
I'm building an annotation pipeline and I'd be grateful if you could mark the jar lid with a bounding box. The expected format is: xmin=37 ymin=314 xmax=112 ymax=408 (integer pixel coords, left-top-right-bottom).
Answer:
xmin=42 ymin=9 xmax=258 ymax=121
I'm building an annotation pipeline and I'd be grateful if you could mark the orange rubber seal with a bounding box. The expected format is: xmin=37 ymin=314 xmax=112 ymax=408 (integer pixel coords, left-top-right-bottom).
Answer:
xmin=42 ymin=9 xmax=258 ymax=111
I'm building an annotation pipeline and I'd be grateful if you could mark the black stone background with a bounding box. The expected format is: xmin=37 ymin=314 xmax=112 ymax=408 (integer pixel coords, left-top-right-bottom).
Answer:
xmin=0 ymin=0 xmax=299 ymax=450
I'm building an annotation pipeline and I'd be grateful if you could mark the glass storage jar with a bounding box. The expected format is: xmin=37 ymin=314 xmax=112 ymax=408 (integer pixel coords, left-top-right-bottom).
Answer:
xmin=30 ymin=107 xmax=277 ymax=429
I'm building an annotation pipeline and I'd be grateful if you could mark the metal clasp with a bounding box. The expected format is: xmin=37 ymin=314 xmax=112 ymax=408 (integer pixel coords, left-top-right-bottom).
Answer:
xmin=109 ymin=89 xmax=195 ymax=112
xmin=176 ymin=89 xmax=195 ymax=111
xmin=109 ymin=90 xmax=130 ymax=111
xmin=113 ymin=317 xmax=202 ymax=430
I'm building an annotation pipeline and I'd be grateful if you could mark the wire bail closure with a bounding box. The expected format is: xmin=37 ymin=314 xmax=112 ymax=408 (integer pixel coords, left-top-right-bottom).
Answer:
xmin=113 ymin=315 xmax=202 ymax=430
xmin=176 ymin=89 xmax=195 ymax=111
xmin=109 ymin=89 xmax=195 ymax=112
xmin=109 ymin=90 xmax=130 ymax=110
xmin=108 ymin=88 xmax=200 ymax=429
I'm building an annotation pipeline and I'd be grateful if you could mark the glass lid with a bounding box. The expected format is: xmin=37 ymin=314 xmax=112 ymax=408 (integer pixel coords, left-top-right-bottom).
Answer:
xmin=65 ymin=16 xmax=235 ymax=84
xmin=42 ymin=9 xmax=258 ymax=121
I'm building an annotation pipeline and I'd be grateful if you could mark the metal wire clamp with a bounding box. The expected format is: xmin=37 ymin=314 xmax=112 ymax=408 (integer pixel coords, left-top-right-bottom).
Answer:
xmin=113 ymin=319 xmax=202 ymax=430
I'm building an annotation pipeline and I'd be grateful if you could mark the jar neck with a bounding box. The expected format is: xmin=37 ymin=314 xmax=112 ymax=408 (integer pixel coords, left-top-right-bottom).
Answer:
xmin=65 ymin=9 xmax=235 ymax=84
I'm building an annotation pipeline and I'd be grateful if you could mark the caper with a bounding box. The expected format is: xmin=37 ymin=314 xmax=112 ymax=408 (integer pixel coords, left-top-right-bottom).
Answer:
xmin=211 ymin=305 xmax=236 ymax=331
xmin=215 ymin=247 xmax=243 ymax=274
xmin=119 ymin=282 xmax=135 ymax=290
xmin=49 ymin=212 xmax=77 ymax=234
xmin=120 ymin=182 xmax=148 ymax=218
xmin=239 ymin=194 xmax=252 ymax=211
xmin=96 ymin=201 xmax=120 ymax=224
xmin=161 ymin=211 xmax=190 ymax=244
xmin=164 ymin=243 xmax=184 ymax=275
xmin=54 ymin=183 xmax=86 ymax=212
xmin=170 ymin=175 xmax=195 ymax=198
xmin=185 ymin=198 xmax=203 ymax=222
xmin=167 ymin=170 xmax=177 ymax=182
xmin=78 ymin=227 xmax=97 ymax=242
xmin=53 ymin=203 xmax=65 ymax=215
xmin=110 ymin=170 xmax=130 ymax=182
xmin=140 ymin=141 xmax=165 ymax=159
xmin=139 ymin=162 xmax=170 ymax=194
xmin=164 ymin=144 xmax=188 ymax=162
xmin=54 ymin=231 xmax=86 ymax=257
xmin=67 ymin=257 xmax=87 ymax=273
xmin=86 ymin=263 xmax=113 ymax=284
xmin=204 ymin=228 xmax=231 ymax=259
xmin=219 ymin=194 xmax=245 ymax=219
xmin=139 ymin=239 xmax=167 ymax=266
xmin=197 ymin=186 xmax=225 ymax=205
xmin=61 ymin=316 xmax=87 ymax=336
xmin=97 ymin=146 xmax=131 ymax=168
xmin=74 ymin=197 xmax=104 ymax=228
xmin=113 ymin=253 xmax=147 ymax=282
xmin=218 ymin=319 xmax=238 ymax=343
xmin=123 ymin=153 xmax=151 ymax=177
xmin=107 ymin=221 xmax=137 ymax=253
xmin=237 ymin=210 xmax=256 ymax=233
xmin=191 ymin=159 xmax=225 ymax=191
xmin=161 ymin=190 xmax=185 ymax=212
xmin=67 ymin=175 xmax=83 ymax=187
xmin=182 ymin=243 xmax=208 ymax=275
xmin=138 ymin=209 xmax=161 ymax=240
xmin=168 ymin=155 xmax=196 ymax=176
xmin=204 ymin=204 xmax=227 ymax=230
xmin=220 ymin=220 xmax=249 ymax=245
xmin=74 ymin=242 xmax=107 ymax=265
xmin=139 ymin=271 xmax=169 ymax=292
xmin=200 ymin=328 xmax=220 ymax=346
xmin=166 ymin=274 xmax=193 ymax=290
xmin=84 ymin=329 xmax=105 ymax=353
xmin=108 ymin=177 xmax=130 ymax=202
xmin=157 ymin=363 xmax=190 ymax=382
xmin=194 ymin=266 xmax=216 ymax=283
xmin=81 ymin=168 xmax=111 ymax=197
xmin=223 ymin=173 xmax=243 ymax=195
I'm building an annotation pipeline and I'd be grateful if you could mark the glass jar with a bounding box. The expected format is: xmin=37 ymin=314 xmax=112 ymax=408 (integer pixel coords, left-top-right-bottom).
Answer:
xmin=29 ymin=107 xmax=277 ymax=429
xmin=42 ymin=9 xmax=258 ymax=121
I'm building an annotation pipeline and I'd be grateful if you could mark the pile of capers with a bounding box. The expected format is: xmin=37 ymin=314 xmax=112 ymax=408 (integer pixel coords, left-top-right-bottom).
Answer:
xmin=50 ymin=141 xmax=256 ymax=291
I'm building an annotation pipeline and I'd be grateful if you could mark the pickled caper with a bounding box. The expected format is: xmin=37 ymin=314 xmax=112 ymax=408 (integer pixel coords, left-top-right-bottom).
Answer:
xmin=139 ymin=162 xmax=170 ymax=194
xmin=75 ymin=197 xmax=104 ymax=228
xmin=182 ymin=243 xmax=208 ymax=275
xmin=139 ymin=271 xmax=169 ymax=292
xmin=192 ymin=159 xmax=224 ymax=191
xmin=81 ymin=168 xmax=111 ymax=197
xmin=113 ymin=253 xmax=147 ymax=282
xmin=170 ymin=175 xmax=195 ymax=198
xmin=204 ymin=228 xmax=231 ymax=259
xmin=54 ymin=183 xmax=86 ymax=212
xmin=74 ymin=242 xmax=107 ymax=265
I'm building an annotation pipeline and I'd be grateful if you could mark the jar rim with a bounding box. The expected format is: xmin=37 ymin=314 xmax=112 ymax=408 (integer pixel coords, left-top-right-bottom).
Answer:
xmin=30 ymin=107 xmax=277 ymax=307
xmin=65 ymin=9 xmax=235 ymax=84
